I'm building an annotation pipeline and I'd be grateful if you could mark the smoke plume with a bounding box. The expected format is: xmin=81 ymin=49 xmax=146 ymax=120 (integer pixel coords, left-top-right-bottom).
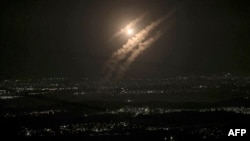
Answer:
xmin=112 ymin=13 xmax=147 ymax=38
xmin=103 ymin=10 xmax=175 ymax=80
xmin=115 ymin=31 xmax=163 ymax=79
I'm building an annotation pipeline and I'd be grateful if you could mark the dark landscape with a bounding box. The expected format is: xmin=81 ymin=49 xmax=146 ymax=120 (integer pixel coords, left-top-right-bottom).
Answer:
xmin=1 ymin=74 xmax=250 ymax=140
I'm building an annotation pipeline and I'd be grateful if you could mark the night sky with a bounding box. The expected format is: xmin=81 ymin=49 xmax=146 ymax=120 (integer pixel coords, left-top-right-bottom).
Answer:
xmin=1 ymin=0 xmax=250 ymax=79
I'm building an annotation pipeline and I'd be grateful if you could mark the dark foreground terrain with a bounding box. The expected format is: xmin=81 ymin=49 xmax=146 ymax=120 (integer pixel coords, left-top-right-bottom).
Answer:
xmin=1 ymin=75 xmax=250 ymax=140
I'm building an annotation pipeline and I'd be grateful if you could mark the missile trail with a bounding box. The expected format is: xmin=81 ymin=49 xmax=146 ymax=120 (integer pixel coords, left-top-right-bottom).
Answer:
xmin=102 ymin=9 xmax=175 ymax=80
xmin=112 ymin=12 xmax=148 ymax=39
xmin=115 ymin=31 xmax=163 ymax=79
xmin=103 ymin=16 xmax=167 ymax=80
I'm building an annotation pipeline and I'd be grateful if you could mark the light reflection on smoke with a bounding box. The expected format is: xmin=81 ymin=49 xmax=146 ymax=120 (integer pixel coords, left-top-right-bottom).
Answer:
xmin=115 ymin=31 xmax=163 ymax=79
xmin=112 ymin=12 xmax=148 ymax=39
xmin=104 ymin=16 xmax=167 ymax=80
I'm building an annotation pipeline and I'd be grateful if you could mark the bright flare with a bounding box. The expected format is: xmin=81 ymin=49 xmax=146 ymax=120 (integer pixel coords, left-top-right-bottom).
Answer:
xmin=127 ymin=29 xmax=133 ymax=35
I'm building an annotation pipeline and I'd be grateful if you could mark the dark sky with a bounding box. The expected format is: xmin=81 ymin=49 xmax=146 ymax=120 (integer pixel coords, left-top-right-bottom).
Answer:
xmin=0 ymin=0 xmax=250 ymax=79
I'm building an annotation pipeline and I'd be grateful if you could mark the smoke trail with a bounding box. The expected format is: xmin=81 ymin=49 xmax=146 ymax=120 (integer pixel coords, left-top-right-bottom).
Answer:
xmin=112 ymin=13 xmax=147 ymax=39
xmin=102 ymin=8 xmax=177 ymax=80
xmin=115 ymin=31 xmax=163 ymax=79
xmin=103 ymin=16 xmax=167 ymax=79
xmin=113 ymin=16 xmax=166 ymax=60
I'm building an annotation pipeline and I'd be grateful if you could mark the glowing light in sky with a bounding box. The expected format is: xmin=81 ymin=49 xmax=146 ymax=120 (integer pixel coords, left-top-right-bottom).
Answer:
xmin=111 ymin=13 xmax=148 ymax=39
xmin=103 ymin=9 xmax=175 ymax=80
xmin=127 ymin=29 xmax=133 ymax=35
